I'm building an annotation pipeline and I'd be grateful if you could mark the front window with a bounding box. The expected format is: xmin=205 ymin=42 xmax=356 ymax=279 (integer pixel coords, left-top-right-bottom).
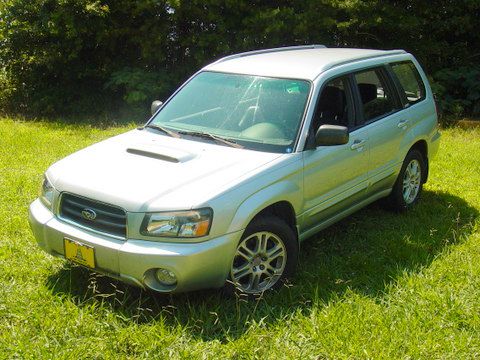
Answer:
xmin=312 ymin=77 xmax=352 ymax=132
xmin=150 ymin=71 xmax=311 ymax=153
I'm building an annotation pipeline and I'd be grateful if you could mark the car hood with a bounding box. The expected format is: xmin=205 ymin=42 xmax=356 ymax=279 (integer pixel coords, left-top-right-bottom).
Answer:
xmin=47 ymin=129 xmax=283 ymax=212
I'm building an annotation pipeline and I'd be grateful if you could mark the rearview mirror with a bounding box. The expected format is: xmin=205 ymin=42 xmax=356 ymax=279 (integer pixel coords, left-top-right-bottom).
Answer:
xmin=315 ymin=124 xmax=349 ymax=146
xmin=151 ymin=100 xmax=163 ymax=115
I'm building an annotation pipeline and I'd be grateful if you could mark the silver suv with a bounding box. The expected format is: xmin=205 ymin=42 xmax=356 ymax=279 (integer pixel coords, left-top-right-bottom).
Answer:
xmin=29 ymin=45 xmax=440 ymax=295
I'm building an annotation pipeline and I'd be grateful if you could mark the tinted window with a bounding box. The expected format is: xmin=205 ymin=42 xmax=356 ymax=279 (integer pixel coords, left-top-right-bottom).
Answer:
xmin=312 ymin=77 xmax=351 ymax=131
xmin=391 ymin=61 xmax=426 ymax=105
xmin=354 ymin=69 xmax=397 ymax=122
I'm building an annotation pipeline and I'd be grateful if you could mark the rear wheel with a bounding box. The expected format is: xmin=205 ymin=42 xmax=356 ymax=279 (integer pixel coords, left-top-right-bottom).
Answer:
xmin=228 ymin=216 xmax=298 ymax=295
xmin=387 ymin=149 xmax=426 ymax=211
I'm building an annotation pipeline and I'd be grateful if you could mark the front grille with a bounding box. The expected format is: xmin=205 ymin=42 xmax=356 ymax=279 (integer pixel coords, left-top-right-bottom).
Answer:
xmin=59 ymin=193 xmax=127 ymax=238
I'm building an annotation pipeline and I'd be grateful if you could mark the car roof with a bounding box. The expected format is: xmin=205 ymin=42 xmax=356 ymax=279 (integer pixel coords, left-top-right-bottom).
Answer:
xmin=204 ymin=46 xmax=406 ymax=81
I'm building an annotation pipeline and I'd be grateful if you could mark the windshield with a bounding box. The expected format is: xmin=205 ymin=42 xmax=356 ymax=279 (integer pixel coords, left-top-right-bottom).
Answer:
xmin=150 ymin=71 xmax=311 ymax=153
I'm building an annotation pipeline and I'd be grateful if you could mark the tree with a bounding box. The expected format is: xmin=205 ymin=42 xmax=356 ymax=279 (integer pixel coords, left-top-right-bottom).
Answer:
xmin=0 ymin=0 xmax=479 ymax=118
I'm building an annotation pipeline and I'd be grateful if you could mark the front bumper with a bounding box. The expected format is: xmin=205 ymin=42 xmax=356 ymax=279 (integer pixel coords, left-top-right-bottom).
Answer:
xmin=28 ymin=199 xmax=241 ymax=293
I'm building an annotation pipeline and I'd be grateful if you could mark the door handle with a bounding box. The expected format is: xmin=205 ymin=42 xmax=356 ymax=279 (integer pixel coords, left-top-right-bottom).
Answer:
xmin=397 ymin=119 xmax=409 ymax=129
xmin=350 ymin=139 xmax=366 ymax=150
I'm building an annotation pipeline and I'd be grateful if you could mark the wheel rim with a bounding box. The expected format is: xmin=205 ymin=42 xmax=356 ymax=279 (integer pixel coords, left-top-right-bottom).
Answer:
xmin=231 ymin=231 xmax=287 ymax=294
xmin=402 ymin=159 xmax=421 ymax=204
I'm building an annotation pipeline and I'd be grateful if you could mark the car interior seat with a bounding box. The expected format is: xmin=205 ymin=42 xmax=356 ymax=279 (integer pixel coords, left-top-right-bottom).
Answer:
xmin=358 ymin=83 xmax=393 ymax=120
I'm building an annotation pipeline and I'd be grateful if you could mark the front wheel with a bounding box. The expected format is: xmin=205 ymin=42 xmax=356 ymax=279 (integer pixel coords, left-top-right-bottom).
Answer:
xmin=228 ymin=216 xmax=298 ymax=295
xmin=387 ymin=149 xmax=426 ymax=211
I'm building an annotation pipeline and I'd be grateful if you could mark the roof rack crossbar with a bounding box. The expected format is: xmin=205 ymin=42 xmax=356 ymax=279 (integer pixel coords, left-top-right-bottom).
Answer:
xmin=212 ymin=44 xmax=326 ymax=65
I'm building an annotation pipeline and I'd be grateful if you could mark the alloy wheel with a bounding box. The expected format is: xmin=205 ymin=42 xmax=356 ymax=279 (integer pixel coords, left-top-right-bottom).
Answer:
xmin=402 ymin=159 xmax=421 ymax=204
xmin=231 ymin=231 xmax=287 ymax=294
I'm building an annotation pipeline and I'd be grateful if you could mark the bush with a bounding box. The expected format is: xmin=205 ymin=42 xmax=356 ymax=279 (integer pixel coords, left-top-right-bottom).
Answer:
xmin=105 ymin=67 xmax=172 ymax=112
xmin=431 ymin=67 xmax=480 ymax=120
xmin=0 ymin=0 xmax=479 ymax=119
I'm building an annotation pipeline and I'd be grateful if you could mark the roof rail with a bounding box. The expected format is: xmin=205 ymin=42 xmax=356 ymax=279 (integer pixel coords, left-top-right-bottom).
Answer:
xmin=212 ymin=44 xmax=326 ymax=65
xmin=320 ymin=49 xmax=407 ymax=73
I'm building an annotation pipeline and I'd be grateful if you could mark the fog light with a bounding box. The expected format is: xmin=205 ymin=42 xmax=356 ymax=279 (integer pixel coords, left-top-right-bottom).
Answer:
xmin=155 ymin=268 xmax=177 ymax=286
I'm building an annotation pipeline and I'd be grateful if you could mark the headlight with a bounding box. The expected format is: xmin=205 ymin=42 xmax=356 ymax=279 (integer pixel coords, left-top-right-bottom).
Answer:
xmin=141 ymin=208 xmax=213 ymax=238
xmin=40 ymin=176 xmax=54 ymax=209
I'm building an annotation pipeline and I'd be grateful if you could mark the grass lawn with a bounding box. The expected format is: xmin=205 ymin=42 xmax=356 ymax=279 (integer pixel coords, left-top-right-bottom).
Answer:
xmin=0 ymin=117 xmax=479 ymax=359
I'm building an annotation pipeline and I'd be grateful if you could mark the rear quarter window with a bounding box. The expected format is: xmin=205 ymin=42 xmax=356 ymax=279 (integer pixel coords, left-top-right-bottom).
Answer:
xmin=390 ymin=61 xmax=426 ymax=106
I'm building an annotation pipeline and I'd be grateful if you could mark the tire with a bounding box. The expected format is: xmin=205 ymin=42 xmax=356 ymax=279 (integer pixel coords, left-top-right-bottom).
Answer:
xmin=225 ymin=216 xmax=298 ymax=297
xmin=386 ymin=149 xmax=426 ymax=212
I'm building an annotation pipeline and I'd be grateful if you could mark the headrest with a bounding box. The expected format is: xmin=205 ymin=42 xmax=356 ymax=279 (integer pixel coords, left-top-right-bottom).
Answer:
xmin=358 ymin=83 xmax=377 ymax=104
xmin=318 ymin=86 xmax=345 ymax=114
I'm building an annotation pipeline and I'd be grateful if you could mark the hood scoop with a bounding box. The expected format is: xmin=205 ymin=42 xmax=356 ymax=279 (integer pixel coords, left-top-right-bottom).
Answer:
xmin=126 ymin=144 xmax=196 ymax=163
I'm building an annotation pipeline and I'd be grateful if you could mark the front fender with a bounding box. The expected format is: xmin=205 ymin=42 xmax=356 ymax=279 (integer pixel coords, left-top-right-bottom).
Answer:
xmin=227 ymin=179 xmax=302 ymax=234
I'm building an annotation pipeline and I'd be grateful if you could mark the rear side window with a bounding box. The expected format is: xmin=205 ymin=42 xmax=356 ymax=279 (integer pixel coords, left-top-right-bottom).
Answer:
xmin=354 ymin=69 xmax=398 ymax=122
xmin=390 ymin=61 xmax=426 ymax=106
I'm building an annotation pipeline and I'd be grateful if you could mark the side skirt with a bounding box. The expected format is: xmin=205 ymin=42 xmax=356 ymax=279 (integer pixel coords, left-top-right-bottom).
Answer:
xmin=298 ymin=189 xmax=391 ymax=242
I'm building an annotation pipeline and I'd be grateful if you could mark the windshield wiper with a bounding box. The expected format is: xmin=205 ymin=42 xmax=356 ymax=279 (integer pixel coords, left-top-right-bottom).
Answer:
xmin=142 ymin=124 xmax=181 ymax=138
xmin=178 ymin=130 xmax=244 ymax=149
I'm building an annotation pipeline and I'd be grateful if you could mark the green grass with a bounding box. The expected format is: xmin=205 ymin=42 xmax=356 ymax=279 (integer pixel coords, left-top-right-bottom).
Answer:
xmin=0 ymin=117 xmax=479 ymax=359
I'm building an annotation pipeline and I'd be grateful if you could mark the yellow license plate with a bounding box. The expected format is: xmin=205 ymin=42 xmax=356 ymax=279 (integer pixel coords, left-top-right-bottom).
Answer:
xmin=64 ymin=238 xmax=95 ymax=268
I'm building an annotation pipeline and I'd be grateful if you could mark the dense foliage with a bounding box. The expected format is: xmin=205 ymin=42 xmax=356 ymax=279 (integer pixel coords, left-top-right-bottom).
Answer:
xmin=0 ymin=0 xmax=479 ymax=119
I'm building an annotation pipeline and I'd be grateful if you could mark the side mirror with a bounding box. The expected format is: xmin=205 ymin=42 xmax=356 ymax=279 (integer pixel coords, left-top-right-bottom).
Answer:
xmin=315 ymin=124 xmax=349 ymax=146
xmin=151 ymin=100 xmax=163 ymax=115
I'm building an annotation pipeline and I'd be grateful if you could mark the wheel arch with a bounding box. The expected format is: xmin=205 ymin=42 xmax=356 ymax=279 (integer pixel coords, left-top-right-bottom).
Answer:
xmin=250 ymin=201 xmax=297 ymax=234
xmin=226 ymin=181 xmax=301 ymax=241
xmin=409 ymin=139 xmax=429 ymax=182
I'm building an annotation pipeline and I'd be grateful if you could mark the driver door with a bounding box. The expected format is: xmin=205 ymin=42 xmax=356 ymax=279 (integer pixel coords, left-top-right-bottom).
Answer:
xmin=302 ymin=75 xmax=370 ymax=232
